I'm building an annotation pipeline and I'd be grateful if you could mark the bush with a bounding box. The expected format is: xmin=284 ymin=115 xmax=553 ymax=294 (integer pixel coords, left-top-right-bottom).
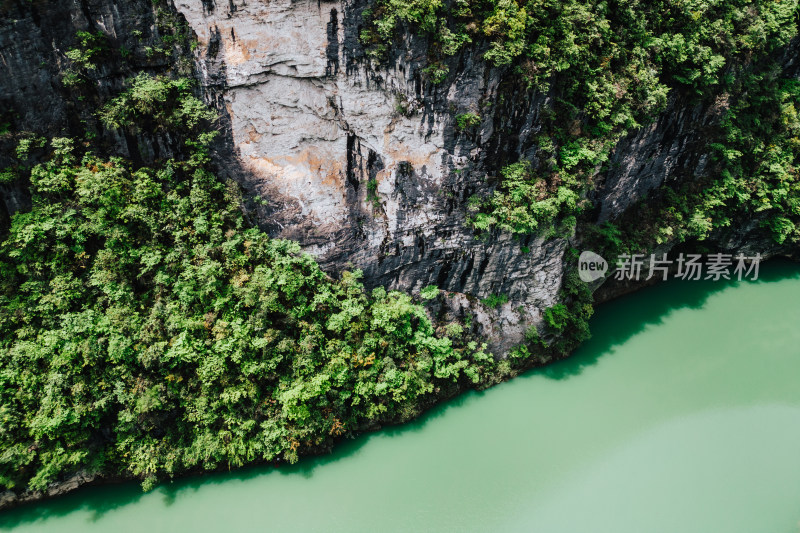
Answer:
xmin=62 ymin=31 xmax=108 ymax=87
xmin=455 ymin=112 xmax=481 ymax=131
xmin=470 ymin=161 xmax=582 ymax=234
xmin=481 ymin=293 xmax=508 ymax=308
xmin=420 ymin=285 xmax=440 ymax=300
xmin=99 ymin=74 xmax=216 ymax=132
xmin=542 ymin=303 xmax=569 ymax=332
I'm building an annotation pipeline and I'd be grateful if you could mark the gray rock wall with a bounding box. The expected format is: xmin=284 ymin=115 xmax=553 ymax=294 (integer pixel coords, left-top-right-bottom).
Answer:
xmin=175 ymin=0 xmax=572 ymax=352
xmin=0 ymin=0 xmax=198 ymax=225
xmin=2 ymin=0 xmax=798 ymax=353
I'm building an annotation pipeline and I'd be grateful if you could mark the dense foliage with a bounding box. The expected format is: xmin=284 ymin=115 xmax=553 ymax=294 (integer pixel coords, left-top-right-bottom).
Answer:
xmin=622 ymin=63 xmax=800 ymax=249
xmin=468 ymin=161 xmax=580 ymax=234
xmin=0 ymin=76 xmax=507 ymax=493
xmin=363 ymin=0 xmax=800 ymax=243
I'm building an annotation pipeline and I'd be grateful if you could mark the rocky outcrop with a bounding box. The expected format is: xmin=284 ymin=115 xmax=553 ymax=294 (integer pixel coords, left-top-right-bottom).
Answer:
xmin=2 ymin=0 xmax=798 ymax=353
xmin=594 ymin=95 xmax=715 ymax=223
xmin=174 ymin=0 xmax=574 ymax=352
xmin=0 ymin=471 xmax=96 ymax=510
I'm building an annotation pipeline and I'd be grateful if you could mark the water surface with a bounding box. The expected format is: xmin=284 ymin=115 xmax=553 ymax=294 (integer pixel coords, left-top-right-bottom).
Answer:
xmin=3 ymin=261 xmax=800 ymax=532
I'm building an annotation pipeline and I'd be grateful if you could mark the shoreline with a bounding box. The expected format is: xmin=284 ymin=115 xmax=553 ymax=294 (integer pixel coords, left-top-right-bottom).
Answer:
xmin=3 ymin=255 xmax=796 ymax=513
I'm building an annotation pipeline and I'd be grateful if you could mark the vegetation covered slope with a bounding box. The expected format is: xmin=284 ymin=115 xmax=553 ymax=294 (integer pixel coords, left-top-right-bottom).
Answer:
xmin=364 ymin=0 xmax=800 ymax=246
xmin=0 ymin=77 xmax=511 ymax=494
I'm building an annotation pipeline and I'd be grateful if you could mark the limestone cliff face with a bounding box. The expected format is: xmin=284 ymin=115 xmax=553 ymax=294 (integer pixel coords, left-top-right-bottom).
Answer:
xmin=173 ymin=0 xmax=572 ymax=352
xmin=1 ymin=0 xmax=798 ymax=354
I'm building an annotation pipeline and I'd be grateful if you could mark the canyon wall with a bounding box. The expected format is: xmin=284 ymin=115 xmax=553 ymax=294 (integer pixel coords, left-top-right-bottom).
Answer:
xmin=1 ymin=0 xmax=798 ymax=352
